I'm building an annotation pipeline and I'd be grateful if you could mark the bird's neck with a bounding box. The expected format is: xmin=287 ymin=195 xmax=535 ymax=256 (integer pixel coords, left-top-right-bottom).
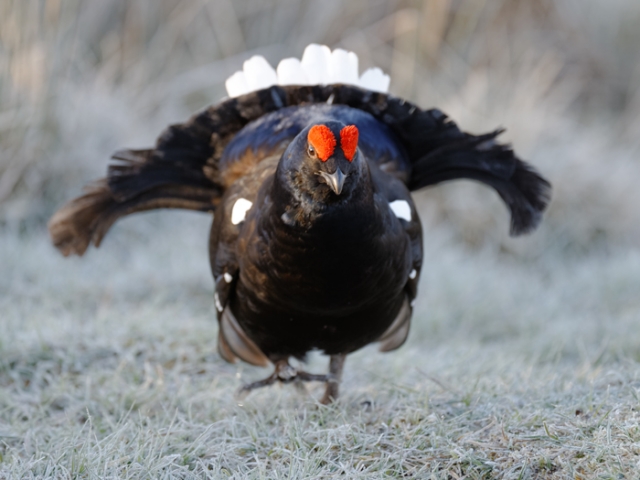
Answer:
xmin=269 ymin=163 xmax=375 ymax=231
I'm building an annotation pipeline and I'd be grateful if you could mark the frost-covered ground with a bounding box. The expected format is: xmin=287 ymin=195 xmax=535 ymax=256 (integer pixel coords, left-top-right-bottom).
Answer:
xmin=3 ymin=210 xmax=640 ymax=478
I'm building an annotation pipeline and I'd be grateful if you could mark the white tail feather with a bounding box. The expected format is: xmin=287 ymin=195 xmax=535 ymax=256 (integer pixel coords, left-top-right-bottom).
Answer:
xmin=242 ymin=56 xmax=277 ymax=91
xmin=328 ymin=49 xmax=359 ymax=85
xmin=276 ymin=58 xmax=309 ymax=86
xmin=225 ymin=71 xmax=250 ymax=98
xmin=301 ymin=44 xmax=331 ymax=85
xmin=225 ymin=44 xmax=390 ymax=97
xmin=358 ymin=67 xmax=390 ymax=93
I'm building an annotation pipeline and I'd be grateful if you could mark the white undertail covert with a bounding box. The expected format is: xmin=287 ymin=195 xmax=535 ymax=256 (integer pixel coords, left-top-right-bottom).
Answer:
xmin=225 ymin=44 xmax=390 ymax=98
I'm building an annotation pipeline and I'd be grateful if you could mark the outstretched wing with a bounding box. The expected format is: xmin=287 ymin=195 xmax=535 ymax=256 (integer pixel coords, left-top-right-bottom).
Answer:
xmin=49 ymin=84 xmax=550 ymax=257
xmin=255 ymin=85 xmax=551 ymax=236
xmin=49 ymin=87 xmax=292 ymax=256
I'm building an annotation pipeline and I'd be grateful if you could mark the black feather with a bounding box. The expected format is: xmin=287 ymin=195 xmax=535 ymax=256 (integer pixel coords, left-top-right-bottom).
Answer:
xmin=49 ymin=84 xmax=551 ymax=257
xmin=48 ymin=82 xmax=552 ymax=402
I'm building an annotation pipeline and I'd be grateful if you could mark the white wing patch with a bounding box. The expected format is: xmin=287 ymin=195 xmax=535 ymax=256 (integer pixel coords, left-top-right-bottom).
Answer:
xmin=389 ymin=200 xmax=412 ymax=222
xmin=223 ymin=272 xmax=233 ymax=283
xmin=231 ymin=198 xmax=253 ymax=225
xmin=214 ymin=293 xmax=223 ymax=312
xmin=225 ymin=44 xmax=390 ymax=98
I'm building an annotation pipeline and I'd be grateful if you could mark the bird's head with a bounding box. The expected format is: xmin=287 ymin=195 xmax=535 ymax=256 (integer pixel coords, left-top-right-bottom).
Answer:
xmin=276 ymin=121 xmax=366 ymax=207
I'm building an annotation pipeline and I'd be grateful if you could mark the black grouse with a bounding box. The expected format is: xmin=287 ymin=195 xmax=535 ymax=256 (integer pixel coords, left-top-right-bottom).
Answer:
xmin=49 ymin=47 xmax=551 ymax=403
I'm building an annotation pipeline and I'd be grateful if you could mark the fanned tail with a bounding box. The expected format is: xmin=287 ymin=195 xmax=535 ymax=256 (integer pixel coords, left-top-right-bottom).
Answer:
xmin=49 ymin=84 xmax=551 ymax=257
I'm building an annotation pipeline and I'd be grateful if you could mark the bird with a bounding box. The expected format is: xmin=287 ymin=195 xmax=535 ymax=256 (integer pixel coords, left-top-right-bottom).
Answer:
xmin=48 ymin=44 xmax=551 ymax=403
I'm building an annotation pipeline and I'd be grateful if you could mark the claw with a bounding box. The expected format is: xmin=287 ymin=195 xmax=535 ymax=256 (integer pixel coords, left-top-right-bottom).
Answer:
xmin=276 ymin=363 xmax=297 ymax=381
xmin=237 ymin=359 xmax=336 ymax=399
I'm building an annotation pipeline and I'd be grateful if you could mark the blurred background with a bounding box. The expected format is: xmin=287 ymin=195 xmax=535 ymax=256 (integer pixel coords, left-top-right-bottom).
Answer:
xmin=2 ymin=0 xmax=640 ymax=255
xmin=2 ymin=3 xmax=640 ymax=475
xmin=3 ymin=0 xmax=640 ymax=354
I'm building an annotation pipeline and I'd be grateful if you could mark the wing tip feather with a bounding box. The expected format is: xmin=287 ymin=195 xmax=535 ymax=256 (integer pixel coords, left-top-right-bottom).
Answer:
xmin=47 ymin=181 xmax=113 ymax=257
xmin=508 ymin=160 xmax=552 ymax=236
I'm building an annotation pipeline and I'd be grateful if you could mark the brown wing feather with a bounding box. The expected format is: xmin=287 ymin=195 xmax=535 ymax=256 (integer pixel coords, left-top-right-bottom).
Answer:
xmin=50 ymin=84 xmax=550 ymax=257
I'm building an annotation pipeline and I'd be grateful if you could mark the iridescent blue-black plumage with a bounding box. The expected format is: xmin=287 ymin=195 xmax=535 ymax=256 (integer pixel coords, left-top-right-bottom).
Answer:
xmin=223 ymin=104 xmax=411 ymax=182
xmin=211 ymin=110 xmax=420 ymax=362
xmin=48 ymin=84 xmax=551 ymax=401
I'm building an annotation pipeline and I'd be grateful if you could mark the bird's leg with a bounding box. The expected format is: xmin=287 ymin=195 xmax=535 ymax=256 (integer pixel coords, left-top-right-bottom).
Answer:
xmin=320 ymin=354 xmax=346 ymax=404
xmin=237 ymin=359 xmax=335 ymax=399
xmin=236 ymin=360 xmax=286 ymax=398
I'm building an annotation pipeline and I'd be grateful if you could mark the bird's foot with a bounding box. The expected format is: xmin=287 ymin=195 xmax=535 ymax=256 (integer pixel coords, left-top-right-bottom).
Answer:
xmin=237 ymin=360 xmax=334 ymax=399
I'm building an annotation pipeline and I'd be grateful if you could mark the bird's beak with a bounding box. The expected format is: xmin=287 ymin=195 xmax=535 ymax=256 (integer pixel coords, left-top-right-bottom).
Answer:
xmin=317 ymin=168 xmax=347 ymax=195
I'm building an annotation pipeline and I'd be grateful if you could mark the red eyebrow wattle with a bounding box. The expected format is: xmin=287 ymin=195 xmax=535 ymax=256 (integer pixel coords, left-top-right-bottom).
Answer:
xmin=308 ymin=125 xmax=336 ymax=161
xmin=340 ymin=125 xmax=359 ymax=161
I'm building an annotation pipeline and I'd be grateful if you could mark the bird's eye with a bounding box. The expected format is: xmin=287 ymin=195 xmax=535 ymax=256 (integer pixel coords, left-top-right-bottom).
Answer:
xmin=308 ymin=144 xmax=316 ymax=157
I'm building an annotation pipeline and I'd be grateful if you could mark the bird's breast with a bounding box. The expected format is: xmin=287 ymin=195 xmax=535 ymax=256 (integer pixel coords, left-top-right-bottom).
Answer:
xmin=230 ymin=195 xmax=412 ymax=358
xmin=240 ymin=202 xmax=410 ymax=315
